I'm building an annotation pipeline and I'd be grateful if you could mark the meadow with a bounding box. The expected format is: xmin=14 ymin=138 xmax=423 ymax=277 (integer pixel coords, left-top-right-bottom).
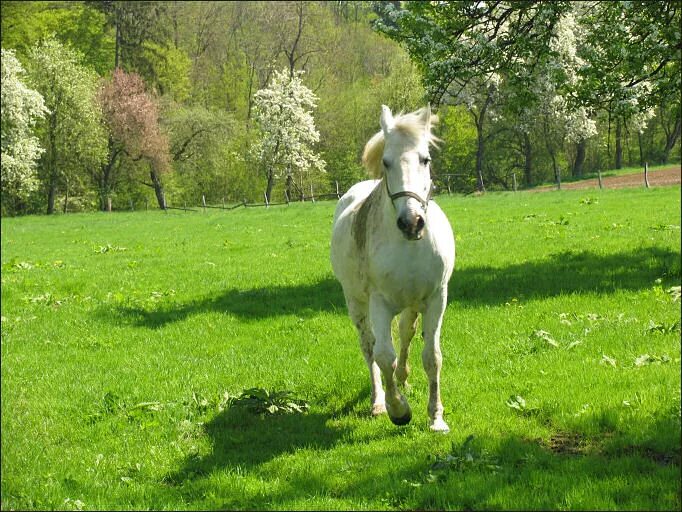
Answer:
xmin=1 ymin=185 xmax=680 ymax=510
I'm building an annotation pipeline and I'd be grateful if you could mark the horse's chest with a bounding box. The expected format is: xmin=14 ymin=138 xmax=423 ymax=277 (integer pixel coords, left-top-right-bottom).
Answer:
xmin=369 ymin=242 xmax=445 ymax=307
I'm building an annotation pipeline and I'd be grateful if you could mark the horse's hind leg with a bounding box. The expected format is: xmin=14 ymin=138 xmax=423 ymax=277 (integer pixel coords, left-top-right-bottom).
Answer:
xmin=347 ymin=297 xmax=386 ymax=416
xmin=396 ymin=308 xmax=418 ymax=388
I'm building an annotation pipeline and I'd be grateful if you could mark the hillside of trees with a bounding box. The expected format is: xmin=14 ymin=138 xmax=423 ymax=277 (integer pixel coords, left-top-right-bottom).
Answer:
xmin=1 ymin=1 xmax=680 ymax=216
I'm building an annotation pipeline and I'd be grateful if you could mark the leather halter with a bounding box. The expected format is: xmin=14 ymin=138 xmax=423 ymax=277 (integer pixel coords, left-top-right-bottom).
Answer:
xmin=384 ymin=176 xmax=433 ymax=211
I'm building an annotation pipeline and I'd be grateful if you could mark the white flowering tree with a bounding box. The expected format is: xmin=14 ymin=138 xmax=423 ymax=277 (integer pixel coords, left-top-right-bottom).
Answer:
xmin=252 ymin=69 xmax=325 ymax=202
xmin=534 ymin=11 xmax=598 ymax=180
xmin=1 ymin=48 xmax=47 ymax=205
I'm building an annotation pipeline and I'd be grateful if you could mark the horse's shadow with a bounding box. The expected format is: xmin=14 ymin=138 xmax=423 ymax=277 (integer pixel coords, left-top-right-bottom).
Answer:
xmin=108 ymin=246 xmax=679 ymax=329
xmin=112 ymin=276 xmax=346 ymax=328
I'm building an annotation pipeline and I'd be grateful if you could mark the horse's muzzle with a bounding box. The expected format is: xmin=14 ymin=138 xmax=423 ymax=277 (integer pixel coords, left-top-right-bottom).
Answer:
xmin=397 ymin=213 xmax=425 ymax=240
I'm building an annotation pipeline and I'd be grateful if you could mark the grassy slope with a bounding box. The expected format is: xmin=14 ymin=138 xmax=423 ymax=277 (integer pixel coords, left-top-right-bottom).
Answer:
xmin=1 ymin=186 xmax=680 ymax=510
xmin=533 ymin=162 xmax=680 ymax=187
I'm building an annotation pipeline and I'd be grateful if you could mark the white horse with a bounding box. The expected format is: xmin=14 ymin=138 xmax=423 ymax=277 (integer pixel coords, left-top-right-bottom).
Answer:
xmin=330 ymin=105 xmax=455 ymax=432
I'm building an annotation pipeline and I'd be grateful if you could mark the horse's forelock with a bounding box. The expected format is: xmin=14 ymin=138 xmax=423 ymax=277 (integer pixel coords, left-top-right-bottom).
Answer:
xmin=393 ymin=108 xmax=440 ymax=145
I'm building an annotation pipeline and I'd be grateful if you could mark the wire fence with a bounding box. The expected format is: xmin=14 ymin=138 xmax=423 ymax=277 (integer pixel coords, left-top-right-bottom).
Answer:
xmin=60 ymin=164 xmax=668 ymax=213
xmin=158 ymin=181 xmax=344 ymax=213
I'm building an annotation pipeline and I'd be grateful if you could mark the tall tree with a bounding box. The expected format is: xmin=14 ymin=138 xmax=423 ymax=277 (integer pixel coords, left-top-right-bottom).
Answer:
xmin=97 ymin=68 xmax=170 ymax=210
xmin=1 ymin=48 xmax=47 ymax=211
xmin=26 ymin=38 xmax=107 ymax=214
xmin=252 ymin=69 xmax=325 ymax=202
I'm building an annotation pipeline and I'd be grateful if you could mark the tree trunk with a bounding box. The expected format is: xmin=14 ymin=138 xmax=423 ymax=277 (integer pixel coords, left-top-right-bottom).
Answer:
xmin=615 ymin=118 xmax=623 ymax=169
xmin=63 ymin=183 xmax=69 ymax=214
xmin=46 ymin=178 xmax=57 ymax=215
xmin=472 ymin=90 xmax=494 ymax=193
xmin=285 ymin=173 xmax=293 ymax=202
xmin=99 ymin=141 xmax=120 ymax=211
xmin=523 ymin=131 xmax=532 ymax=186
xmin=265 ymin=171 xmax=275 ymax=203
xmin=46 ymin=112 xmax=58 ymax=214
xmin=550 ymin=149 xmax=560 ymax=189
xmin=475 ymin=129 xmax=485 ymax=192
xmin=663 ymin=114 xmax=681 ymax=163
xmin=573 ymin=139 xmax=586 ymax=177
xmin=150 ymin=168 xmax=165 ymax=209
xmin=114 ymin=7 xmax=120 ymax=69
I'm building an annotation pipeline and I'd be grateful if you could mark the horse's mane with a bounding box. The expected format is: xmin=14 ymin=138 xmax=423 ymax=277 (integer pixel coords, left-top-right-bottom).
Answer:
xmin=361 ymin=107 xmax=441 ymax=179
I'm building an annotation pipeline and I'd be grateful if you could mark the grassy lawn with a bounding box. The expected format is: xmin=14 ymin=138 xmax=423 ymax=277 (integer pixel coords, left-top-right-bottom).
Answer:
xmin=2 ymin=186 xmax=680 ymax=510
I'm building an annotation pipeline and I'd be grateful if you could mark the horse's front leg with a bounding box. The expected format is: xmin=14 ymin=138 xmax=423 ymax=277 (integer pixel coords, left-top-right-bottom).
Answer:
xmin=422 ymin=289 xmax=449 ymax=432
xmin=369 ymin=294 xmax=412 ymax=425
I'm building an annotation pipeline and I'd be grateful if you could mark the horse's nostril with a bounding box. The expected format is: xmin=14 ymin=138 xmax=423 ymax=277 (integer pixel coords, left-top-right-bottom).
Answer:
xmin=397 ymin=217 xmax=407 ymax=232
xmin=416 ymin=215 xmax=425 ymax=232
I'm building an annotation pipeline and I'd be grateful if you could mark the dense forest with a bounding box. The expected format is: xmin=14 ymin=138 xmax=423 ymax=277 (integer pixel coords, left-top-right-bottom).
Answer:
xmin=1 ymin=1 xmax=680 ymax=215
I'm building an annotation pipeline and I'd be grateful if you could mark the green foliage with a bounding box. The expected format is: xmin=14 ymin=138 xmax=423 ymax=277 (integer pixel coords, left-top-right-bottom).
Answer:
xmin=1 ymin=1 xmax=679 ymax=214
xmin=375 ymin=1 xmax=681 ymax=188
xmin=142 ymin=42 xmax=191 ymax=103
xmin=230 ymin=388 xmax=309 ymax=416
xmin=0 ymin=1 xmax=113 ymax=74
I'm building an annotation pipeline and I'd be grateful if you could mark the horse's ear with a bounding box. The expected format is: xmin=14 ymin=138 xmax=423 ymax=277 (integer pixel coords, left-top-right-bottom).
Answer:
xmin=421 ymin=104 xmax=432 ymax=131
xmin=380 ymin=105 xmax=394 ymax=134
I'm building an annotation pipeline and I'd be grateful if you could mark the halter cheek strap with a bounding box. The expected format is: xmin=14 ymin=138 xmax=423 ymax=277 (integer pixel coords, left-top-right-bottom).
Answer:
xmin=384 ymin=177 xmax=433 ymax=211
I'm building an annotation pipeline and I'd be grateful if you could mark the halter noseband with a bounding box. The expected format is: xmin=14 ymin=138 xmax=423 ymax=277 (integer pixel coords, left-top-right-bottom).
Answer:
xmin=384 ymin=177 xmax=433 ymax=211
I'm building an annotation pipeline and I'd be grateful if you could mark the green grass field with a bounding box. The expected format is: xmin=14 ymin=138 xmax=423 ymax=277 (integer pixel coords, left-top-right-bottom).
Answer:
xmin=2 ymin=185 xmax=680 ymax=510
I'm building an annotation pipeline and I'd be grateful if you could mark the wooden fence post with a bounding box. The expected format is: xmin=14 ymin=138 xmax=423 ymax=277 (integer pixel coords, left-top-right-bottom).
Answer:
xmin=222 ymin=197 xmax=225 ymax=209
xmin=598 ymin=169 xmax=603 ymax=189
xmin=202 ymin=194 xmax=206 ymax=212
xmin=512 ymin=173 xmax=517 ymax=192
xmin=335 ymin=181 xmax=340 ymax=199
xmin=310 ymin=184 xmax=315 ymax=203
xmin=644 ymin=162 xmax=650 ymax=188
xmin=107 ymin=197 xmax=112 ymax=212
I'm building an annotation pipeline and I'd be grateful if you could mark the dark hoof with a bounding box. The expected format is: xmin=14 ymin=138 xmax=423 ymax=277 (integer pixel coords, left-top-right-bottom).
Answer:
xmin=389 ymin=409 xmax=412 ymax=426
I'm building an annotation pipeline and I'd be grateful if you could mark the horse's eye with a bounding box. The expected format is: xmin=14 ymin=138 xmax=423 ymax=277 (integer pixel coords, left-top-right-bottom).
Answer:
xmin=421 ymin=156 xmax=431 ymax=166
xmin=382 ymin=158 xmax=390 ymax=168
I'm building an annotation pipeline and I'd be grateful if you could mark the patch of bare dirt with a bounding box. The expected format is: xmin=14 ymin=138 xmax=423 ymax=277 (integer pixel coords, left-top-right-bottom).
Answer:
xmin=531 ymin=165 xmax=681 ymax=192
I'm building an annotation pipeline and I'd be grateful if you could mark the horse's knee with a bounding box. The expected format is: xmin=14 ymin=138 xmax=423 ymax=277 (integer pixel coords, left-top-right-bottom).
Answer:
xmin=373 ymin=343 xmax=395 ymax=371
xmin=421 ymin=345 xmax=442 ymax=373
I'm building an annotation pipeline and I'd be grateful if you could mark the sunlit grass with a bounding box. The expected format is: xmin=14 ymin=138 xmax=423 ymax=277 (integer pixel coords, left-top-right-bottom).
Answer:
xmin=2 ymin=186 xmax=680 ymax=510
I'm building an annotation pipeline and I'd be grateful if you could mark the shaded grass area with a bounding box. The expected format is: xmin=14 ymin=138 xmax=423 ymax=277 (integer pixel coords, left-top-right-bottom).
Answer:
xmin=2 ymin=186 xmax=680 ymax=510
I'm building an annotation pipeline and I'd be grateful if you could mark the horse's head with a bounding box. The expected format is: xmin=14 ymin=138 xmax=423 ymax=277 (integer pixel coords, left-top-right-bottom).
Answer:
xmin=363 ymin=105 xmax=439 ymax=241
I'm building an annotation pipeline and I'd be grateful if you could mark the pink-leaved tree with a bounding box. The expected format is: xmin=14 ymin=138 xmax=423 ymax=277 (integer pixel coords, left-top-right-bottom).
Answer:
xmin=97 ymin=68 xmax=170 ymax=210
